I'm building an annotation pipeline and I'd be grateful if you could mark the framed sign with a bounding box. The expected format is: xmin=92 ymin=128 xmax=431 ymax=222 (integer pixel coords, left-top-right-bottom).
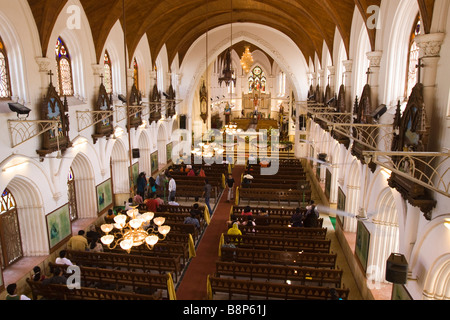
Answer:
xmin=166 ymin=142 xmax=173 ymax=164
xmin=337 ymin=187 xmax=346 ymax=227
xmin=392 ymin=284 xmax=413 ymax=300
xmin=355 ymin=220 xmax=370 ymax=272
xmin=151 ymin=151 xmax=159 ymax=174
xmin=96 ymin=178 xmax=113 ymax=215
xmin=46 ymin=204 xmax=72 ymax=252
xmin=129 ymin=162 xmax=139 ymax=189
xmin=325 ymin=169 xmax=332 ymax=200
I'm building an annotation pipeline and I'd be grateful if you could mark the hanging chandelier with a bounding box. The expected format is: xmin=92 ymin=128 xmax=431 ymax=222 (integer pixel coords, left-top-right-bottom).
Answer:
xmin=100 ymin=207 xmax=170 ymax=253
xmin=240 ymin=46 xmax=253 ymax=73
xmin=218 ymin=0 xmax=236 ymax=87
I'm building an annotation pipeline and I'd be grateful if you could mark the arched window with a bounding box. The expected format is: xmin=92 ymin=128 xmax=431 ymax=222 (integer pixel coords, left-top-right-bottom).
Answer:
xmin=133 ymin=58 xmax=139 ymax=91
xmin=406 ymin=15 xmax=421 ymax=98
xmin=104 ymin=51 xmax=113 ymax=94
xmin=67 ymin=168 xmax=78 ymax=222
xmin=55 ymin=37 xmax=74 ymax=96
xmin=0 ymin=36 xmax=11 ymax=99
xmin=0 ymin=188 xmax=23 ymax=268
xmin=248 ymin=66 xmax=266 ymax=93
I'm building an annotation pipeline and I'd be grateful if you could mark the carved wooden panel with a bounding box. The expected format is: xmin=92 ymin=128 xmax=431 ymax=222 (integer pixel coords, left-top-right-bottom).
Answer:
xmin=92 ymin=82 xmax=114 ymax=143
xmin=37 ymin=80 xmax=71 ymax=157
xmin=149 ymin=83 xmax=161 ymax=123
xmin=388 ymin=83 xmax=436 ymax=218
xmin=128 ymin=83 xmax=142 ymax=129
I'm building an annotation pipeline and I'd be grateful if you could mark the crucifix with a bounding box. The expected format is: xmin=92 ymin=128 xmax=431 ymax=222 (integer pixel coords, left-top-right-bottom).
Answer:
xmin=366 ymin=67 xmax=372 ymax=85
xmin=48 ymin=70 xmax=54 ymax=85
xmin=416 ymin=58 xmax=424 ymax=84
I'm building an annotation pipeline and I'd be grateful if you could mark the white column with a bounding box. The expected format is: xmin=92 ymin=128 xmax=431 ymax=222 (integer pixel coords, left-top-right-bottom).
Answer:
xmin=367 ymin=51 xmax=383 ymax=109
xmin=327 ymin=66 xmax=336 ymax=96
xmin=342 ymin=60 xmax=353 ymax=112
xmin=415 ymin=33 xmax=445 ymax=151
xmin=35 ymin=57 xmax=53 ymax=98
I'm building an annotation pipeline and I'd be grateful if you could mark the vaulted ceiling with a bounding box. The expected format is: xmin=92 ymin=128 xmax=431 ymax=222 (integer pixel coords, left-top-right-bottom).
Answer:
xmin=27 ymin=0 xmax=435 ymax=68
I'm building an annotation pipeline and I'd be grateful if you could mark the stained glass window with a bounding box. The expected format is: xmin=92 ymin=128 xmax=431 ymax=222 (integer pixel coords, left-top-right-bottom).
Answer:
xmin=248 ymin=66 xmax=266 ymax=93
xmin=104 ymin=51 xmax=113 ymax=94
xmin=406 ymin=16 xmax=421 ymax=98
xmin=0 ymin=36 xmax=11 ymax=99
xmin=0 ymin=189 xmax=15 ymax=214
xmin=133 ymin=58 xmax=139 ymax=91
xmin=55 ymin=37 xmax=74 ymax=96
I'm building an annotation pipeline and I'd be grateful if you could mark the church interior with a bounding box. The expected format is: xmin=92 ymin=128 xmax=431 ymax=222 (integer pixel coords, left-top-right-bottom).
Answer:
xmin=0 ymin=0 xmax=449 ymax=303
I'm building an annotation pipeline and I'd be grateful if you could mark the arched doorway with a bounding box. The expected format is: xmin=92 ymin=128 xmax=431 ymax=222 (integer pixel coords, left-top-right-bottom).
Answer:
xmin=344 ymin=160 xmax=361 ymax=232
xmin=138 ymin=132 xmax=151 ymax=176
xmin=67 ymin=168 xmax=78 ymax=221
xmin=70 ymin=153 xmax=96 ymax=219
xmin=367 ymin=188 xmax=399 ymax=284
xmin=0 ymin=188 xmax=22 ymax=268
xmin=110 ymin=139 xmax=130 ymax=197
xmin=157 ymin=124 xmax=167 ymax=168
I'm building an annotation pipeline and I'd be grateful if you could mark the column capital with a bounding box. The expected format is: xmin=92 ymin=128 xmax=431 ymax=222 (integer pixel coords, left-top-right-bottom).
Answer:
xmin=342 ymin=60 xmax=353 ymax=73
xmin=366 ymin=51 xmax=383 ymax=68
xmin=415 ymin=33 xmax=445 ymax=58
xmin=92 ymin=64 xmax=104 ymax=76
xmin=35 ymin=57 xmax=52 ymax=73
xmin=327 ymin=66 xmax=336 ymax=75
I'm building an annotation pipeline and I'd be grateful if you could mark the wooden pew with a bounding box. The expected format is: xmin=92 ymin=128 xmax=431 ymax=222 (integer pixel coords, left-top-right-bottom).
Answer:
xmin=154 ymin=212 xmax=207 ymax=232
xmin=207 ymin=276 xmax=349 ymax=300
xmin=224 ymin=234 xmax=331 ymax=253
xmin=215 ymin=261 xmax=343 ymax=288
xmin=48 ymin=263 xmax=173 ymax=298
xmin=220 ymin=247 xmax=337 ymax=269
xmin=229 ymin=213 xmax=324 ymax=228
xmin=26 ymin=278 xmax=162 ymax=300
xmin=65 ymin=250 xmax=183 ymax=282
xmin=233 ymin=225 xmax=327 ymax=239
xmin=238 ymin=188 xmax=307 ymax=206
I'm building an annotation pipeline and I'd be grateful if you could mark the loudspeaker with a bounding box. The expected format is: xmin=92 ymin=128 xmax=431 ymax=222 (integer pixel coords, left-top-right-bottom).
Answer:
xmin=132 ymin=148 xmax=140 ymax=159
xmin=180 ymin=115 xmax=187 ymax=129
xmin=371 ymin=104 xmax=387 ymax=121
xmin=386 ymin=253 xmax=408 ymax=284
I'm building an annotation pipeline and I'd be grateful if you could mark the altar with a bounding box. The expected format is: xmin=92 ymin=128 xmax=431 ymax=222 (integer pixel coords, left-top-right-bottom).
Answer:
xmin=242 ymin=91 xmax=271 ymax=119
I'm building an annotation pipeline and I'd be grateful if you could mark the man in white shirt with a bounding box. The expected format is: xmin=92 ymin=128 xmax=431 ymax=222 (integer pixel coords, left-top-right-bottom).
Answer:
xmin=168 ymin=175 xmax=176 ymax=202
xmin=55 ymin=250 xmax=73 ymax=266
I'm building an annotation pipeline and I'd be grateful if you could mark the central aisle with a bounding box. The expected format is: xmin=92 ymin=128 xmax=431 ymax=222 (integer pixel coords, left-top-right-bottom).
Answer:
xmin=175 ymin=165 xmax=245 ymax=300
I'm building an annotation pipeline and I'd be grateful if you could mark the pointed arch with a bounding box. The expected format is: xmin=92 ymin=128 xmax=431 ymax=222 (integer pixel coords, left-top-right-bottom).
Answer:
xmin=0 ymin=35 xmax=11 ymax=99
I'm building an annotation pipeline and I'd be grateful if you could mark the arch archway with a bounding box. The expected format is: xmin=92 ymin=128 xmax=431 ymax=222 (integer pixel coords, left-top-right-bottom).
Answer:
xmin=157 ymin=123 xmax=168 ymax=167
xmin=344 ymin=159 xmax=361 ymax=232
xmin=138 ymin=131 xmax=151 ymax=176
xmin=367 ymin=187 xmax=399 ymax=284
xmin=4 ymin=176 xmax=47 ymax=257
xmin=70 ymin=152 xmax=97 ymax=219
xmin=110 ymin=138 xmax=129 ymax=195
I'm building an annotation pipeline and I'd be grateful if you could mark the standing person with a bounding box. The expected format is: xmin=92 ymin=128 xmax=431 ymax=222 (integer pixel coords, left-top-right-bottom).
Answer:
xmin=136 ymin=172 xmax=147 ymax=198
xmin=203 ymin=179 xmax=213 ymax=216
xmin=5 ymin=283 xmax=31 ymax=300
xmin=168 ymin=174 xmax=176 ymax=202
xmin=67 ymin=230 xmax=88 ymax=251
xmin=226 ymin=173 xmax=235 ymax=202
xmin=32 ymin=266 xmax=46 ymax=282
xmin=88 ymin=238 xmax=104 ymax=253
xmin=148 ymin=176 xmax=157 ymax=196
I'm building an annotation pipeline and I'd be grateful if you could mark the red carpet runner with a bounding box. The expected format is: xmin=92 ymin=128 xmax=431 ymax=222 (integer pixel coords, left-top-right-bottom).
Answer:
xmin=175 ymin=165 xmax=245 ymax=300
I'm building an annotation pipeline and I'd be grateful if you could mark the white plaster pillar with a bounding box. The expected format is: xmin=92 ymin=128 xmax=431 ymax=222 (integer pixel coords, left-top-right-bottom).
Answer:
xmin=327 ymin=66 xmax=336 ymax=96
xmin=35 ymin=57 xmax=53 ymax=98
xmin=367 ymin=51 xmax=383 ymax=109
xmin=415 ymin=33 xmax=445 ymax=151
xmin=318 ymin=69 xmax=326 ymax=97
xmin=342 ymin=60 xmax=353 ymax=113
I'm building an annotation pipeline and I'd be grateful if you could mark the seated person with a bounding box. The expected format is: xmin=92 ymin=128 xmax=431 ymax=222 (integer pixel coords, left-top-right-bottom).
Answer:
xmin=291 ymin=207 xmax=305 ymax=228
xmin=190 ymin=203 xmax=203 ymax=220
xmin=168 ymin=196 xmax=179 ymax=206
xmin=227 ymin=222 xmax=242 ymax=236
xmin=42 ymin=267 xmax=67 ymax=286
xmin=303 ymin=211 xmax=319 ymax=228
xmin=55 ymin=250 xmax=73 ymax=266
xmin=187 ymin=166 xmax=196 ymax=176
xmin=241 ymin=206 xmax=253 ymax=216
xmin=144 ymin=193 xmax=160 ymax=212
xmin=184 ymin=212 xmax=200 ymax=230
xmin=241 ymin=215 xmax=256 ymax=234
xmin=104 ymin=209 xmax=115 ymax=224
xmin=258 ymin=208 xmax=268 ymax=216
